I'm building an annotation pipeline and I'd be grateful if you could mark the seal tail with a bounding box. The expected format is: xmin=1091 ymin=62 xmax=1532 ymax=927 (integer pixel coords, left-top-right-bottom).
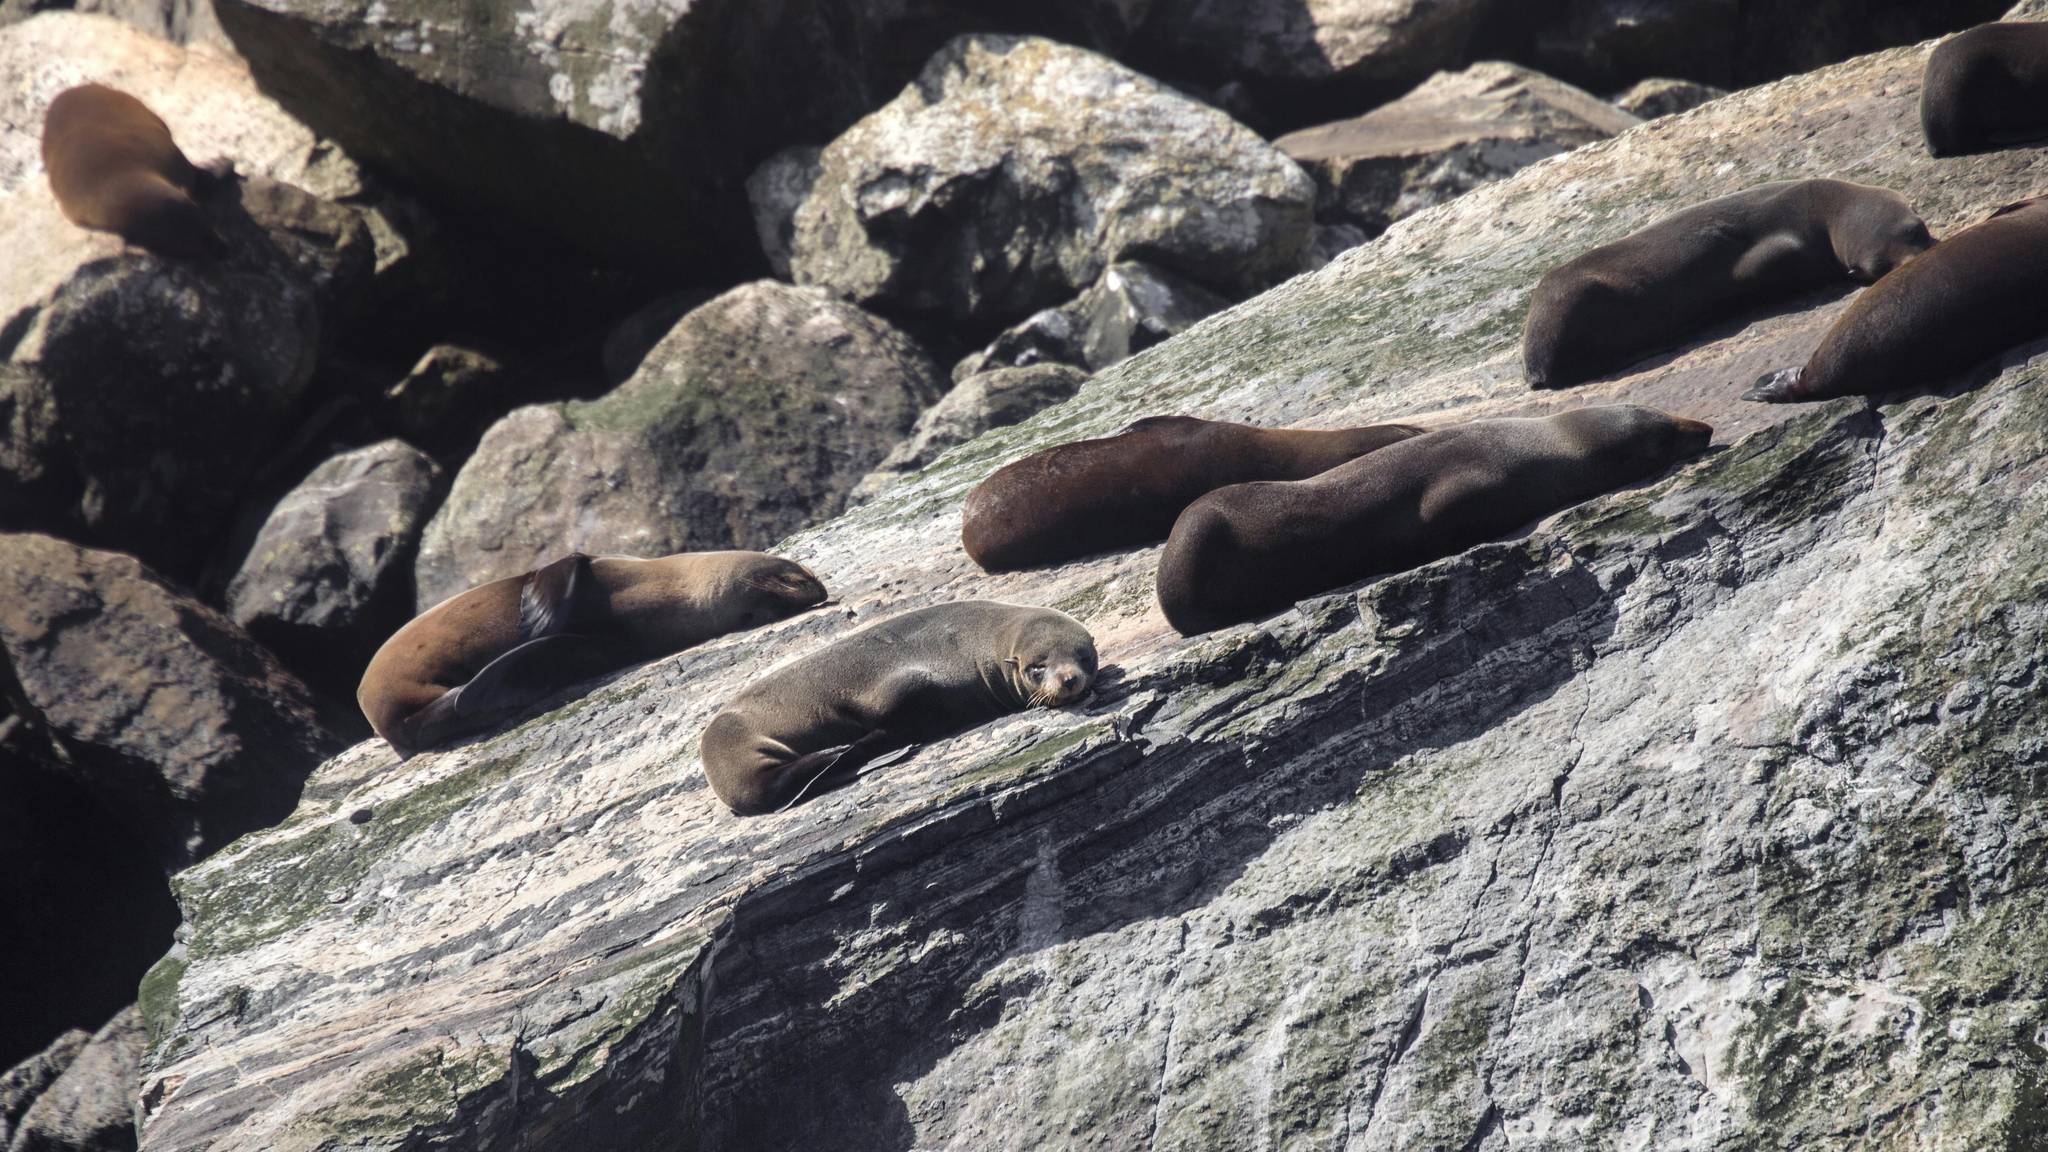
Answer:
xmin=1743 ymin=367 xmax=1806 ymax=404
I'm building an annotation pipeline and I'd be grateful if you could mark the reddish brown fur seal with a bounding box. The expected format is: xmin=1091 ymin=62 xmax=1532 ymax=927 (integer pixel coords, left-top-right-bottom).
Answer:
xmin=41 ymin=83 xmax=226 ymax=259
xmin=1921 ymin=23 xmax=2048 ymax=157
xmin=700 ymin=601 xmax=1097 ymax=815
xmin=1748 ymin=197 xmax=2048 ymax=403
xmin=359 ymin=551 xmax=828 ymax=757
xmin=1523 ymin=180 xmax=1934 ymax=389
xmin=961 ymin=415 xmax=1424 ymax=572
xmin=1157 ymin=406 xmax=1714 ymax=635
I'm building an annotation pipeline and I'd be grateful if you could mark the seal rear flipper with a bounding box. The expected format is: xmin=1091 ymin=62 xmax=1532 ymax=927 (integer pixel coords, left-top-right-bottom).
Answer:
xmin=774 ymin=730 xmax=906 ymax=813
xmin=519 ymin=553 xmax=596 ymax=640
xmin=392 ymin=634 xmax=615 ymax=753
xmin=1743 ymin=367 xmax=1807 ymax=403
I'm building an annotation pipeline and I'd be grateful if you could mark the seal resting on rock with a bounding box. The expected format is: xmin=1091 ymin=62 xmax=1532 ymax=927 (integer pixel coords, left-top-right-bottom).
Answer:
xmin=1747 ymin=197 xmax=2048 ymax=403
xmin=359 ymin=551 xmax=829 ymax=757
xmin=700 ymin=601 xmax=1097 ymax=815
xmin=41 ymin=83 xmax=227 ymax=258
xmin=1522 ymin=180 xmax=1934 ymax=389
xmin=961 ymin=415 xmax=1424 ymax=572
xmin=1157 ymin=406 xmax=1714 ymax=634
xmin=1921 ymin=22 xmax=2048 ymax=157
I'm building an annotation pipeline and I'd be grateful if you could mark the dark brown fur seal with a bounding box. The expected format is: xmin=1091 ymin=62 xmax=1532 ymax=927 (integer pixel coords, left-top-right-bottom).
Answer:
xmin=1748 ymin=197 xmax=2048 ymax=403
xmin=359 ymin=551 xmax=828 ymax=757
xmin=1157 ymin=406 xmax=1714 ymax=635
xmin=961 ymin=415 xmax=1424 ymax=572
xmin=700 ymin=600 xmax=1097 ymax=815
xmin=41 ymin=83 xmax=225 ymax=259
xmin=1921 ymin=23 xmax=2048 ymax=158
xmin=1523 ymin=180 xmax=1935 ymax=389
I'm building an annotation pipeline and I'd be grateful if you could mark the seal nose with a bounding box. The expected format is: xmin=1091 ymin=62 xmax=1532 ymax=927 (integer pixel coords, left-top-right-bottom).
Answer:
xmin=1669 ymin=416 xmax=1714 ymax=451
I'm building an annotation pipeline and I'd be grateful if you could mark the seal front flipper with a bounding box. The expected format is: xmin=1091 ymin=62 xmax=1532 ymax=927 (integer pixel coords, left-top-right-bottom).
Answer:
xmin=1743 ymin=367 xmax=1807 ymax=403
xmin=388 ymin=633 xmax=610 ymax=752
xmin=773 ymin=730 xmax=907 ymax=812
xmin=519 ymin=553 xmax=597 ymax=639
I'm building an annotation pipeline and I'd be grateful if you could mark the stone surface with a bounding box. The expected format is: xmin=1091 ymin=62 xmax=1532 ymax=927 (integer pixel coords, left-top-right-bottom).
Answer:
xmin=0 ymin=1030 xmax=87 ymax=1147
xmin=139 ymin=33 xmax=2048 ymax=1152
xmin=1612 ymin=77 xmax=1728 ymax=120
xmin=1132 ymin=0 xmax=1490 ymax=103
xmin=766 ymin=34 xmax=1315 ymax=330
xmin=0 ymin=534 xmax=338 ymax=867
xmin=1276 ymin=60 xmax=1639 ymax=238
xmin=224 ymin=441 xmax=445 ymax=697
xmin=9 ymin=1008 xmax=142 ymax=1152
xmin=413 ymin=281 xmax=942 ymax=609
xmin=378 ymin=345 xmax=515 ymax=457
xmin=851 ymin=363 xmax=1088 ymax=503
xmin=953 ymin=261 xmax=1233 ymax=381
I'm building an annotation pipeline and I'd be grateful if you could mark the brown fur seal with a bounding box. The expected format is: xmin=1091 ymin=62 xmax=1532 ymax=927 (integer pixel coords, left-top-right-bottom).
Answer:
xmin=1157 ymin=406 xmax=1714 ymax=635
xmin=1748 ymin=197 xmax=2048 ymax=403
xmin=1921 ymin=23 xmax=2048 ymax=158
xmin=961 ymin=415 xmax=1424 ymax=572
xmin=1523 ymin=180 xmax=1935 ymax=389
xmin=359 ymin=551 xmax=828 ymax=757
xmin=41 ymin=83 xmax=226 ymax=259
xmin=700 ymin=600 xmax=1097 ymax=815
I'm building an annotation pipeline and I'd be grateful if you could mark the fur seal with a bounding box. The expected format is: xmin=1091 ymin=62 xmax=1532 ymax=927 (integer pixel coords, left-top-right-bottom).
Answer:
xmin=359 ymin=551 xmax=828 ymax=757
xmin=700 ymin=600 xmax=1097 ymax=815
xmin=1523 ymin=180 xmax=1935 ymax=389
xmin=961 ymin=415 xmax=1424 ymax=572
xmin=1747 ymin=197 xmax=2048 ymax=403
xmin=1157 ymin=406 xmax=1714 ymax=634
xmin=41 ymin=83 xmax=226 ymax=259
xmin=1921 ymin=22 xmax=2048 ymax=158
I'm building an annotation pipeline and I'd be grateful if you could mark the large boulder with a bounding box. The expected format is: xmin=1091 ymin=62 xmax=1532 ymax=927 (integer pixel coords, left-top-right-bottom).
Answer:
xmin=0 ymin=534 xmax=338 ymax=866
xmin=0 ymin=1030 xmax=87 ymax=1147
xmin=850 ymin=363 xmax=1088 ymax=503
xmin=7 ymin=1008 xmax=142 ymax=1152
xmin=758 ymin=34 xmax=1315 ymax=331
xmin=1275 ymin=60 xmax=1639 ymax=239
xmin=951 ymin=261 xmax=1232 ymax=382
xmin=1611 ymin=77 xmax=1727 ymax=120
xmin=225 ymin=440 xmax=445 ymax=697
xmin=414 ymin=281 xmax=941 ymax=609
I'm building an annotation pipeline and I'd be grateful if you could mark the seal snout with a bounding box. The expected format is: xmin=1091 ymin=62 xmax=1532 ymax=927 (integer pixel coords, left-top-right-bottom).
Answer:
xmin=1668 ymin=416 xmax=1714 ymax=453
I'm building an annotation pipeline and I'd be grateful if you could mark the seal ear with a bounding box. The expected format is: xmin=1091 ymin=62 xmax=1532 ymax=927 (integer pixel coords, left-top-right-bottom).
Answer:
xmin=520 ymin=553 xmax=595 ymax=640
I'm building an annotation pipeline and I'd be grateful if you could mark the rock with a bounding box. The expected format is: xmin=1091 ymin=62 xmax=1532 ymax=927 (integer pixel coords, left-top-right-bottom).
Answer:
xmin=1612 ymin=77 xmax=1728 ymax=119
xmin=851 ymin=363 xmax=1088 ymax=502
xmin=1275 ymin=60 xmax=1639 ymax=239
xmin=765 ymin=34 xmax=1315 ymax=330
xmin=744 ymin=147 xmax=821 ymax=281
xmin=1303 ymin=220 xmax=1371 ymax=270
xmin=413 ymin=281 xmax=942 ymax=609
xmin=224 ymin=440 xmax=445 ymax=697
xmin=379 ymin=345 xmax=517 ymax=457
xmin=599 ymin=291 xmax=715 ymax=386
xmin=0 ymin=534 xmax=338 ymax=866
xmin=8 ymin=1008 xmax=142 ymax=1152
xmin=953 ymin=261 xmax=1233 ymax=381
xmin=0 ymin=1030 xmax=88 ymax=1147
xmin=139 ymin=32 xmax=2048 ymax=1152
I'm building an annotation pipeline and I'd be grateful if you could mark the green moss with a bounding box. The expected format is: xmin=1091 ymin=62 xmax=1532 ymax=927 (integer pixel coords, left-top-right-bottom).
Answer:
xmin=1728 ymin=975 xmax=1824 ymax=1120
xmin=137 ymin=952 xmax=186 ymax=1053
xmin=2000 ymin=1040 xmax=2048 ymax=1152
xmin=316 ymin=1043 xmax=510 ymax=1141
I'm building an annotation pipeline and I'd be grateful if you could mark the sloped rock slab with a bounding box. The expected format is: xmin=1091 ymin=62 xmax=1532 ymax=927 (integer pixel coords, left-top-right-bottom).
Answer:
xmin=142 ymin=34 xmax=2048 ymax=1152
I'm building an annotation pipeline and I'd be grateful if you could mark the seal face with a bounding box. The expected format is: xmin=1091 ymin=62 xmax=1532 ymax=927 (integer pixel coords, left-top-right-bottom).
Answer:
xmin=699 ymin=600 xmax=1098 ymax=815
xmin=1156 ymin=406 xmax=1714 ymax=635
xmin=1522 ymin=179 xmax=1934 ymax=390
xmin=357 ymin=551 xmax=828 ymax=757
xmin=1921 ymin=22 xmax=2048 ymax=158
xmin=1748 ymin=196 xmax=2048 ymax=404
xmin=960 ymin=415 xmax=1423 ymax=572
xmin=41 ymin=83 xmax=225 ymax=259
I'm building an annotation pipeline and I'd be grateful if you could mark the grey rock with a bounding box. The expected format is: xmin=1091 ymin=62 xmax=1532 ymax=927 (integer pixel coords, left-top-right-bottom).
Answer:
xmin=1612 ymin=77 xmax=1728 ymax=119
xmin=139 ymin=33 xmax=2048 ymax=1152
xmin=599 ymin=291 xmax=712 ymax=387
xmin=225 ymin=440 xmax=445 ymax=696
xmin=1276 ymin=60 xmax=1639 ymax=238
xmin=0 ymin=534 xmax=338 ymax=866
xmin=8 ymin=1008 xmax=141 ymax=1152
xmin=413 ymin=281 xmax=941 ymax=609
xmin=954 ymin=261 xmax=1233 ymax=381
xmin=767 ymin=34 xmax=1315 ymax=329
xmin=744 ymin=147 xmax=822 ymax=281
xmin=851 ymin=363 xmax=1088 ymax=502
xmin=1138 ymin=0 xmax=1491 ymax=97
xmin=380 ymin=345 xmax=515 ymax=456
xmin=1303 ymin=220 xmax=1371 ymax=270
xmin=0 ymin=1031 xmax=87 ymax=1147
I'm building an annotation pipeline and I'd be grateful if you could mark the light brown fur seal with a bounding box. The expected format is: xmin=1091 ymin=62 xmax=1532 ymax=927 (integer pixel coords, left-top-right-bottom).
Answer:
xmin=700 ymin=601 xmax=1097 ymax=815
xmin=359 ymin=551 xmax=828 ymax=757
xmin=1157 ymin=406 xmax=1714 ymax=634
xmin=961 ymin=415 xmax=1424 ymax=572
xmin=41 ymin=84 xmax=227 ymax=259
xmin=1748 ymin=196 xmax=2048 ymax=403
xmin=1523 ymin=180 xmax=1934 ymax=389
xmin=1921 ymin=23 xmax=2048 ymax=158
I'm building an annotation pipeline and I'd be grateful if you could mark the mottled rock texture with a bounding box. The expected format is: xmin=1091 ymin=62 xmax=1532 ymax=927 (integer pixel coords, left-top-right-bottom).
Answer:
xmin=1276 ymin=60 xmax=1639 ymax=238
xmin=0 ymin=1029 xmax=87 ymax=1145
xmin=953 ymin=261 xmax=1232 ymax=382
xmin=763 ymin=34 xmax=1315 ymax=330
xmin=852 ymin=363 xmax=1089 ymax=504
xmin=1612 ymin=77 xmax=1727 ymax=120
xmin=8 ymin=1008 xmax=142 ymax=1152
xmin=139 ymin=30 xmax=2048 ymax=1152
xmin=413 ymin=280 xmax=941 ymax=609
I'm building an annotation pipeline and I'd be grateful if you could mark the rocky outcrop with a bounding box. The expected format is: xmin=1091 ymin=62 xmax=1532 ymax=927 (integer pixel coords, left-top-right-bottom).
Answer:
xmin=851 ymin=363 xmax=1088 ymax=503
xmin=1612 ymin=77 xmax=1727 ymax=120
xmin=413 ymin=280 xmax=942 ymax=609
xmin=225 ymin=440 xmax=444 ymax=697
xmin=952 ymin=261 xmax=1232 ymax=381
xmin=759 ymin=34 xmax=1315 ymax=330
xmin=377 ymin=345 xmax=516 ymax=458
xmin=0 ymin=1030 xmax=87 ymax=1146
xmin=1276 ymin=60 xmax=1639 ymax=238
xmin=8 ymin=1008 xmax=142 ymax=1152
xmin=137 ymin=26 xmax=2048 ymax=1151
xmin=0 ymin=534 xmax=337 ymax=866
